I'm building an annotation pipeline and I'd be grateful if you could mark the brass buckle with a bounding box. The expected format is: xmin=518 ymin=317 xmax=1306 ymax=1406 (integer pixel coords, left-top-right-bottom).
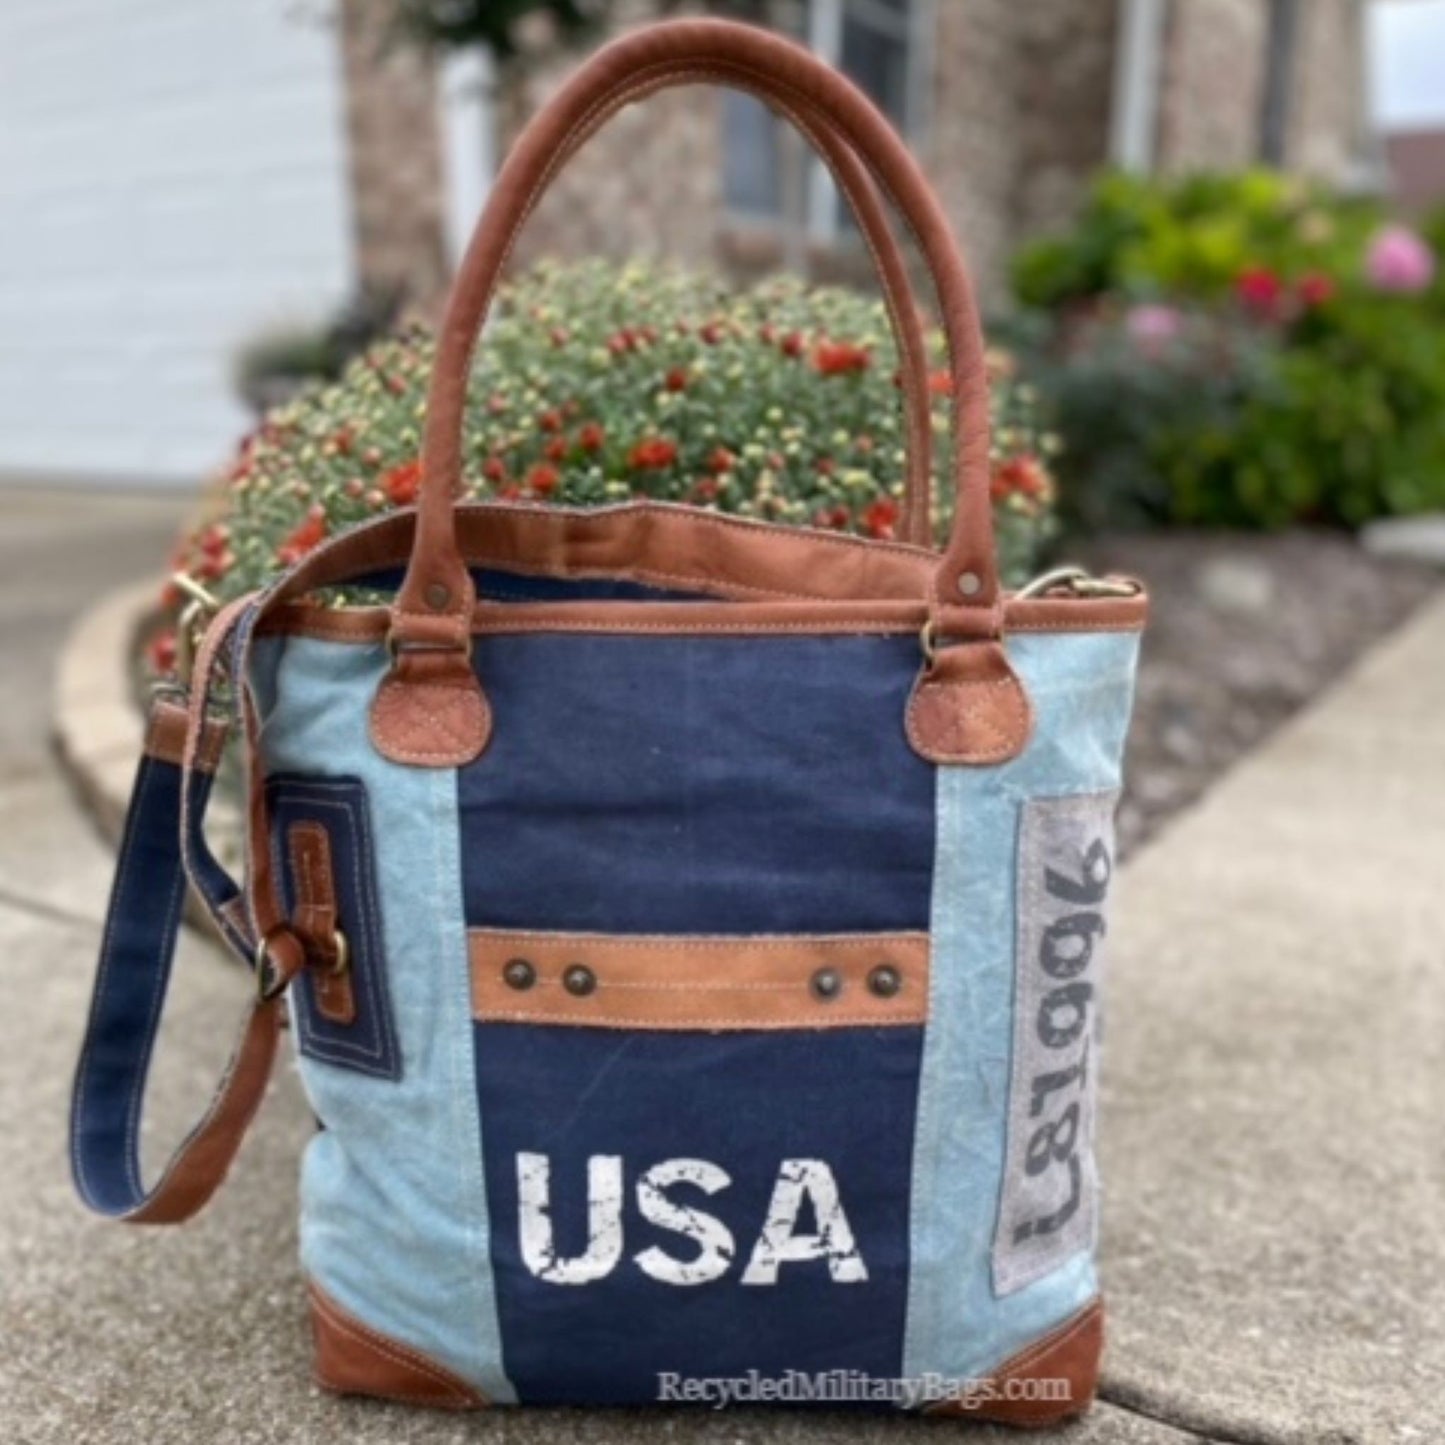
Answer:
xmin=171 ymin=573 xmax=221 ymax=687
xmin=1016 ymin=565 xmax=1143 ymax=601
xmin=384 ymin=632 xmax=474 ymax=666
xmin=254 ymin=927 xmax=296 ymax=1001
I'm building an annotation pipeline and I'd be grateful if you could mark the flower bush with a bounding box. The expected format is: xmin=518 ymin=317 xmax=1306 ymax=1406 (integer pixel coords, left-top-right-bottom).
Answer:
xmin=158 ymin=260 xmax=1059 ymax=656
xmin=1008 ymin=170 xmax=1445 ymax=529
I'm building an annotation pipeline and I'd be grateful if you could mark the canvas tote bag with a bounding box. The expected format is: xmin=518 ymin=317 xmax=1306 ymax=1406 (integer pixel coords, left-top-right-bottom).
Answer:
xmin=70 ymin=18 xmax=1146 ymax=1425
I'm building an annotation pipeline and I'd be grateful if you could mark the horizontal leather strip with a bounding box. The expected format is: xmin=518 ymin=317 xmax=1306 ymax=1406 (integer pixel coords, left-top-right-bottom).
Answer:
xmin=258 ymin=591 xmax=1147 ymax=643
xmin=470 ymin=930 xmax=929 ymax=1030
xmin=144 ymin=698 xmax=225 ymax=773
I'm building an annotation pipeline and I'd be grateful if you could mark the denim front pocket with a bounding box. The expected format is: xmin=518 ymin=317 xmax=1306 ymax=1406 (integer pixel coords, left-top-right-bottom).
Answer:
xmin=268 ymin=774 xmax=402 ymax=1081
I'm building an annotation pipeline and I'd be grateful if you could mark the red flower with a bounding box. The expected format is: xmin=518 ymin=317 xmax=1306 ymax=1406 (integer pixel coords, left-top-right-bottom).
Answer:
xmin=544 ymin=437 xmax=569 ymax=462
xmin=815 ymin=457 xmax=836 ymax=477
xmin=147 ymin=628 xmax=178 ymax=677
xmin=708 ymin=446 xmax=735 ymax=474
xmin=384 ymin=459 xmax=423 ymax=506
xmin=383 ymin=373 xmax=407 ymax=396
xmin=277 ymin=511 xmax=328 ymax=566
xmin=861 ymin=497 xmax=899 ymax=540
xmin=331 ymin=427 xmax=354 ymax=456
xmin=498 ymin=482 xmax=523 ymax=501
xmin=692 ymin=477 xmax=721 ymax=502
xmin=578 ymin=422 xmax=605 ymax=453
xmin=814 ymin=341 xmax=871 ymax=377
xmin=990 ymin=455 xmax=1049 ymax=502
xmin=664 ymin=367 xmax=689 ymax=393
xmin=699 ymin=321 xmax=723 ymax=345
xmin=482 ymin=457 xmax=508 ymax=483
xmin=929 ymin=369 xmax=953 ymax=397
xmin=550 ymin=327 xmax=570 ymax=348
xmin=538 ymin=408 xmax=563 ymax=434
xmin=627 ymin=438 xmax=679 ymax=471
xmin=526 ymin=464 xmax=560 ymax=496
xmin=608 ymin=329 xmax=638 ymax=356
xmin=780 ymin=331 xmax=806 ymax=359
xmin=1296 ymin=270 xmax=1336 ymax=308
xmin=1235 ymin=265 xmax=1283 ymax=317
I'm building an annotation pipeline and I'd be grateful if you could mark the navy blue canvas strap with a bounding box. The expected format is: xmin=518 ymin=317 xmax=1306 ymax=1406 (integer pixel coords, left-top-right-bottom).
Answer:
xmin=70 ymin=600 xmax=296 ymax=1224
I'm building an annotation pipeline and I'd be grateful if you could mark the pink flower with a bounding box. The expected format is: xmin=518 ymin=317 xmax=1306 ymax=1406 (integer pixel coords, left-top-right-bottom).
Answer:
xmin=1124 ymin=303 xmax=1183 ymax=352
xmin=1364 ymin=225 xmax=1436 ymax=294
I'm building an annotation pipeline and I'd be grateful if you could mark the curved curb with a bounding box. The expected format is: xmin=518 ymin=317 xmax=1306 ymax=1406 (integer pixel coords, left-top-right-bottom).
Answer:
xmin=52 ymin=579 xmax=157 ymax=846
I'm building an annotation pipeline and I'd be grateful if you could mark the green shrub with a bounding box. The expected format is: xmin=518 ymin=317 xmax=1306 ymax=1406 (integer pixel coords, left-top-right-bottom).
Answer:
xmin=1009 ymin=171 xmax=1445 ymax=530
xmin=154 ymin=260 xmax=1059 ymax=669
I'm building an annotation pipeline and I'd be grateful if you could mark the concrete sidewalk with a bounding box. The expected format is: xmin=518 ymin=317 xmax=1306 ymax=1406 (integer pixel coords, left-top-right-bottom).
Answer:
xmin=1 ymin=489 xmax=1439 ymax=1444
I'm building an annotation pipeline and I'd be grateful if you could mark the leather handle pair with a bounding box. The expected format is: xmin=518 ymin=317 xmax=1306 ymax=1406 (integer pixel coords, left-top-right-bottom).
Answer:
xmin=540 ymin=65 xmax=938 ymax=547
xmin=377 ymin=19 xmax=1008 ymax=768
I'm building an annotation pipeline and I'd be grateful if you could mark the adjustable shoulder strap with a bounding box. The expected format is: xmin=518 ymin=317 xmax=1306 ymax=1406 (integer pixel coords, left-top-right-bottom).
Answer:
xmin=69 ymin=599 xmax=302 ymax=1223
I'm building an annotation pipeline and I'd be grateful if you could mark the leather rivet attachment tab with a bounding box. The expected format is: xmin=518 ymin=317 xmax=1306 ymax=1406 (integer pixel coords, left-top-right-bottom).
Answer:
xmin=957 ymin=570 xmax=982 ymax=598
xmin=867 ymin=963 xmax=902 ymax=998
xmin=502 ymin=958 xmax=536 ymax=991
xmin=562 ymin=964 xmax=597 ymax=997
xmin=810 ymin=966 xmax=843 ymax=1002
xmin=424 ymin=582 xmax=451 ymax=611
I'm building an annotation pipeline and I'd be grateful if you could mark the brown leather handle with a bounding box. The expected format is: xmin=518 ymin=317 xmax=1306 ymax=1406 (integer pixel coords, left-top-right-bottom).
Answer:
xmin=396 ymin=19 xmax=998 ymax=651
xmin=541 ymin=68 xmax=938 ymax=547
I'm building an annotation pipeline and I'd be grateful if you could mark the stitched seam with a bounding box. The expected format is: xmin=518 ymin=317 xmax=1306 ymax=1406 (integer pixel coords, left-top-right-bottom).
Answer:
xmin=907 ymin=673 xmax=1030 ymax=764
xmin=72 ymin=755 xmax=176 ymax=1206
xmin=471 ymin=930 xmax=927 ymax=949
xmin=477 ymin=1011 xmax=924 ymax=1028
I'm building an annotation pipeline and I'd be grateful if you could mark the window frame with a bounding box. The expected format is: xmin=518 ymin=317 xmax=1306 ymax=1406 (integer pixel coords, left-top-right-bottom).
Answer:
xmin=720 ymin=0 xmax=936 ymax=244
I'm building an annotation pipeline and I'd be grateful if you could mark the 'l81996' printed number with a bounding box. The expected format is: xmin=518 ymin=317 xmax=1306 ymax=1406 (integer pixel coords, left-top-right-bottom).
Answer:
xmin=992 ymin=794 xmax=1116 ymax=1296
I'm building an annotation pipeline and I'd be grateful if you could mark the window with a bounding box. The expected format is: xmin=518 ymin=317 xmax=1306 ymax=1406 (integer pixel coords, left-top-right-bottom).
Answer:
xmin=722 ymin=0 xmax=930 ymax=240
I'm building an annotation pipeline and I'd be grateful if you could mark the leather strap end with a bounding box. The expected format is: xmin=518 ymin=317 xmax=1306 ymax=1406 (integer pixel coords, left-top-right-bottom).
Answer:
xmin=905 ymin=639 xmax=1033 ymax=766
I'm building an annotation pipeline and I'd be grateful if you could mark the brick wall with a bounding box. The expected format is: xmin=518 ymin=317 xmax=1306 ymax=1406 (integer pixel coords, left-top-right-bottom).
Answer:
xmin=1286 ymin=0 xmax=1368 ymax=180
xmin=337 ymin=0 xmax=1371 ymax=319
xmin=1155 ymin=0 xmax=1269 ymax=174
xmin=499 ymin=1 xmax=725 ymax=273
xmin=338 ymin=0 xmax=451 ymax=314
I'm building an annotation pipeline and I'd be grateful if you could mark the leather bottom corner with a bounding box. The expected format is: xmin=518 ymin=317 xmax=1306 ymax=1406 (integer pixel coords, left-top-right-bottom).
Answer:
xmin=923 ymin=1299 xmax=1104 ymax=1427
xmin=307 ymin=1280 xmax=486 ymax=1410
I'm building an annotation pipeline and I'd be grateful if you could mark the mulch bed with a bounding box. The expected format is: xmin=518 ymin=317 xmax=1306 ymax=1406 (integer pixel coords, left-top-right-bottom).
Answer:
xmin=1072 ymin=531 xmax=1440 ymax=858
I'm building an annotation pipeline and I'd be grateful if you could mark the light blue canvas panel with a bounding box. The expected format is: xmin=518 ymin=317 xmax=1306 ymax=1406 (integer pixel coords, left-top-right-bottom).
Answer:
xmin=904 ymin=629 xmax=1140 ymax=1386
xmin=249 ymin=634 xmax=515 ymax=1402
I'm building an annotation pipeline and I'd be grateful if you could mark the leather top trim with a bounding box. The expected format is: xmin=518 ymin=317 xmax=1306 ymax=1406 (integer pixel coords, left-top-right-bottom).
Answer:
xmin=258 ymin=592 xmax=1148 ymax=643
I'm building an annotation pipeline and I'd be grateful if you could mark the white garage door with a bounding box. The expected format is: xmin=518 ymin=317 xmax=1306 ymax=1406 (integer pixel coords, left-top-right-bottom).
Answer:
xmin=0 ymin=0 xmax=353 ymax=484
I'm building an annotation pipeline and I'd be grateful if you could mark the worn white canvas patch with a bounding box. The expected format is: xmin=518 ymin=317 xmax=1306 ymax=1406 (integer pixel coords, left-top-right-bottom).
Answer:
xmin=992 ymin=790 xmax=1118 ymax=1297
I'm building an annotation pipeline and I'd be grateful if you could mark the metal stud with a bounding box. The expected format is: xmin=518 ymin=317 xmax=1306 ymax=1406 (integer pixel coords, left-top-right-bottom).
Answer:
xmin=957 ymin=570 xmax=982 ymax=598
xmin=562 ymin=964 xmax=597 ymax=997
xmin=867 ymin=963 xmax=903 ymax=999
xmin=502 ymin=958 xmax=536 ymax=991
xmin=810 ymin=966 xmax=843 ymax=1002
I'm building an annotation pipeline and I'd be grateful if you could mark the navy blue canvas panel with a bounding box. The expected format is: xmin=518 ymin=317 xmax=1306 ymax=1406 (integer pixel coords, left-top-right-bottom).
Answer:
xmin=458 ymin=634 xmax=935 ymax=935
xmin=475 ymin=1021 xmax=924 ymax=1404
xmin=267 ymin=775 xmax=402 ymax=1081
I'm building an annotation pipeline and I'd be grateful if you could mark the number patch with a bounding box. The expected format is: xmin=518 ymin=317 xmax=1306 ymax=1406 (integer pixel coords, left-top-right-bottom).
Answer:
xmin=992 ymin=791 xmax=1117 ymax=1296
